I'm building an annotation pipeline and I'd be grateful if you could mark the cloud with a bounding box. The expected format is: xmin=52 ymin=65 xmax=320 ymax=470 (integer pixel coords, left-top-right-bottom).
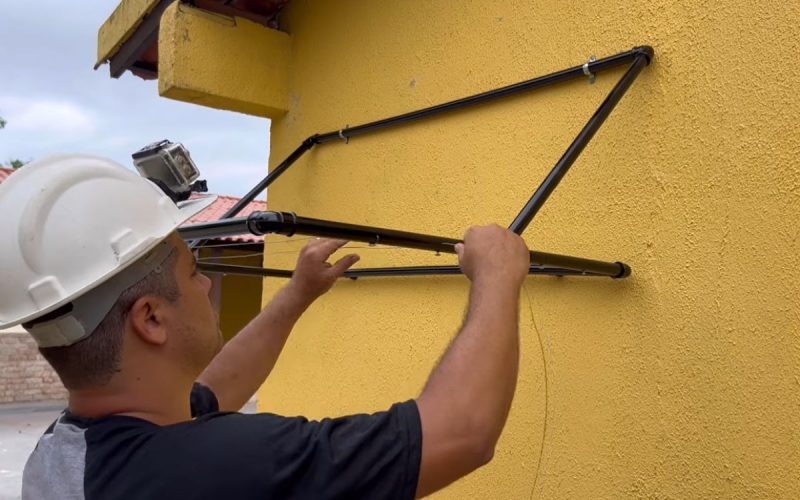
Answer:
xmin=0 ymin=0 xmax=270 ymax=197
xmin=0 ymin=96 xmax=98 ymax=137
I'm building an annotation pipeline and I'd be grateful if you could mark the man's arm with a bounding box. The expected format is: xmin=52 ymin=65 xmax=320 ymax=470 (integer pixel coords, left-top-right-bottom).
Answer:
xmin=197 ymin=239 xmax=359 ymax=412
xmin=415 ymin=225 xmax=530 ymax=498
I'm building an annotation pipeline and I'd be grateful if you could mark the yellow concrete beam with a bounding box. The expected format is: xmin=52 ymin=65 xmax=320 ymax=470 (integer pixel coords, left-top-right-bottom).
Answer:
xmin=96 ymin=0 xmax=160 ymax=67
xmin=158 ymin=2 xmax=290 ymax=119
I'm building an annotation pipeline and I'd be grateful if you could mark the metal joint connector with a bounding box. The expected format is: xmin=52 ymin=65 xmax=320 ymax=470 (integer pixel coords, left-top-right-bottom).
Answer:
xmin=338 ymin=126 xmax=350 ymax=144
xmin=631 ymin=45 xmax=655 ymax=65
xmin=582 ymin=55 xmax=597 ymax=84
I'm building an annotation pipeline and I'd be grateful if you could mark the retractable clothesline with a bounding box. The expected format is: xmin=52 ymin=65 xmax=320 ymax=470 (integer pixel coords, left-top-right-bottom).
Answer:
xmin=179 ymin=46 xmax=654 ymax=280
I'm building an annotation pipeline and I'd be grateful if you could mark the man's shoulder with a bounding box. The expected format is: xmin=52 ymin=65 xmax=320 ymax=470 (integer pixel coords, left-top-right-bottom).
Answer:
xmin=22 ymin=412 xmax=92 ymax=500
xmin=24 ymin=404 xmax=422 ymax=500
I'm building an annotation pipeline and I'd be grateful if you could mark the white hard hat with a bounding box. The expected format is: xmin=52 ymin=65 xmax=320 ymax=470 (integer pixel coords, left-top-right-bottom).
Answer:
xmin=0 ymin=155 xmax=215 ymax=346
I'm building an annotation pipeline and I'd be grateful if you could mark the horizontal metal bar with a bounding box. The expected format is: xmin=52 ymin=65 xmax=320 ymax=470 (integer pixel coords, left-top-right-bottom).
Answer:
xmin=181 ymin=216 xmax=251 ymax=240
xmin=197 ymin=263 xmax=293 ymax=278
xmin=179 ymin=211 xmax=630 ymax=278
xmin=350 ymin=266 xmax=610 ymax=279
xmin=196 ymin=262 xmax=610 ymax=279
xmin=509 ymin=47 xmax=653 ymax=233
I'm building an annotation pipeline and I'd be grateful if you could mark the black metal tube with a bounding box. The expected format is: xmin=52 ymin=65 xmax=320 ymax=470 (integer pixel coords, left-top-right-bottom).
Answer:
xmin=196 ymin=262 xmax=609 ymax=279
xmin=341 ymin=265 xmax=608 ymax=279
xmin=221 ymin=137 xmax=318 ymax=219
xmin=188 ymin=138 xmax=318 ymax=249
xmin=218 ymin=47 xmax=649 ymax=218
xmin=179 ymin=216 xmax=251 ymax=241
xmin=197 ymin=263 xmax=294 ymax=278
xmin=314 ymin=48 xmax=646 ymax=144
xmin=508 ymin=47 xmax=653 ymax=234
xmin=249 ymin=212 xmax=463 ymax=254
xmin=180 ymin=46 xmax=652 ymax=280
xmin=179 ymin=211 xmax=630 ymax=278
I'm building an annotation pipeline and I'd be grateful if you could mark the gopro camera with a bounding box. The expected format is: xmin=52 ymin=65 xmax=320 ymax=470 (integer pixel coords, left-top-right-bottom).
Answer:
xmin=132 ymin=140 xmax=207 ymax=202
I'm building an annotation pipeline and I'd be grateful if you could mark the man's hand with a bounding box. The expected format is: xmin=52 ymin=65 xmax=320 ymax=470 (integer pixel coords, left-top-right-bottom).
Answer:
xmin=197 ymin=239 xmax=359 ymax=412
xmin=454 ymin=225 xmax=530 ymax=288
xmin=288 ymin=239 xmax=360 ymax=301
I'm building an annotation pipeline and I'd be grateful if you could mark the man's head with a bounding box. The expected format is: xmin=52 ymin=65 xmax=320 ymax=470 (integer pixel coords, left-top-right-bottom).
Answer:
xmin=0 ymin=155 xmax=220 ymax=392
xmin=38 ymin=234 xmax=223 ymax=390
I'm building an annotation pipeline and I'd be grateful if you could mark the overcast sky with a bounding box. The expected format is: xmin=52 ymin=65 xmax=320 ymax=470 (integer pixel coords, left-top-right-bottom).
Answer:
xmin=0 ymin=1 xmax=270 ymax=198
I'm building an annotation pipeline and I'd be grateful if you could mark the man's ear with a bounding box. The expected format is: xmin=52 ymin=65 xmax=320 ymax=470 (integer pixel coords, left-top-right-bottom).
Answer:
xmin=128 ymin=296 xmax=169 ymax=346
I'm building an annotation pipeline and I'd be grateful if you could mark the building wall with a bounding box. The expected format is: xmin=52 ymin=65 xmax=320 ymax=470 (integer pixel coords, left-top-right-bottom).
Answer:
xmin=250 ymin=1 xmax=800 ymax=498
xmin=0 ymin=330 xmax=67 ymax=404
xmin=198 ymin=248 xmax=265 ymax=343
xmin=219 ymin=252 xmax=264 ymax=342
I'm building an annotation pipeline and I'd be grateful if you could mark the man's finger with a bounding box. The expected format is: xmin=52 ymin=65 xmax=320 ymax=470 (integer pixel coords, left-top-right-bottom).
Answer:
xmin=454 ymin=243 xmax=465 ymax=260
xmin=330 ymin=254 xmax=360 ymax=276
xmin=306 ymin=238 xmax=348 ymax=258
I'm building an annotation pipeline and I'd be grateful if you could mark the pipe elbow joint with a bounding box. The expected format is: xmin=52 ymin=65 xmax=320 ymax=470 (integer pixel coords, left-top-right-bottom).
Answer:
xmin=632 ymin=45 xmax=655 ymax=65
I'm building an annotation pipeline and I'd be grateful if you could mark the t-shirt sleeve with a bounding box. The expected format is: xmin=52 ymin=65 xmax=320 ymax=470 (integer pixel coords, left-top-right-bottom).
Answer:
xmin=153 ymin=400 xmax=423 ymax=500
xmin=189 ymin=382 xmax=219 ymax=417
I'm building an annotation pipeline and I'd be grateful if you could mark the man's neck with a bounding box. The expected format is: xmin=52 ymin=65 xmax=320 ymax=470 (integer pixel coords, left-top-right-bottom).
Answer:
xmin=68 ymin=377 xmax=194 ymax=426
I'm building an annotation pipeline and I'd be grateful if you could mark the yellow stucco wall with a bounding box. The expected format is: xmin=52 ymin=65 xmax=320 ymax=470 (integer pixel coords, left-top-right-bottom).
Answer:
xmin=158 ymin=3 xmax=291 ymax=119
xmin=251 ymin=1 xmax=799 ymax=498
xmin=218 ymin=252 xmax=263 ymax=342
xmin=197 ymin=249 xmax=264 ymax=343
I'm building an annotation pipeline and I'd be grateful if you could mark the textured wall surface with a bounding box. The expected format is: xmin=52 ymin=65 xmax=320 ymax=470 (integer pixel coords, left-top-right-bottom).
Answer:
xmin=248 ymin=1 xmax=800 ymax=497
xmin=159 ymin=2 xmax=291 ymax=118
xmin=219 ymin=253 xmax=264 ymax=342
xmin=0 ymin=333 xmax=66 ymax=404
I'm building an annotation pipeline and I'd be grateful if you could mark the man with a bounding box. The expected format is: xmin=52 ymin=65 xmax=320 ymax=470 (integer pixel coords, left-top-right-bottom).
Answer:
xmin=0 ymin=155 xmax=531 ymax=499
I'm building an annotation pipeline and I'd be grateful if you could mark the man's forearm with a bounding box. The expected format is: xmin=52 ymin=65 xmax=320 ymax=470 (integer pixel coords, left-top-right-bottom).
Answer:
xmin=425 ymin=278 xmax=520 ymax=442
xmin=197 ymin=283 xmax=313 ymax=412
xmin=415 ymin=278 xmax=521 ymax=496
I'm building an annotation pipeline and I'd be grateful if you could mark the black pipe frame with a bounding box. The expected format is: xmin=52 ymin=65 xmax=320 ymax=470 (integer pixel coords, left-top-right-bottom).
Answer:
xmin=181 ymin=211 xmax=630 ymax=277
xmin=197 ymin=262 xmax=608 ymax=280
xmin=181 ymin=46 xmax=653 ymax=280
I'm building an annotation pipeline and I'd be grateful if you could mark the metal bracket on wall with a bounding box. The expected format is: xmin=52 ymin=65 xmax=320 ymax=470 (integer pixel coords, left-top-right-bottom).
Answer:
xmin=180 ymin=45 xmax=654 ymax=280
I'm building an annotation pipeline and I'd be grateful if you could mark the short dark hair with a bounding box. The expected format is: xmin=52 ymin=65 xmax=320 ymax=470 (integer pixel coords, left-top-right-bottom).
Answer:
xmin=39 ymin=248 xmax=180 ymax=390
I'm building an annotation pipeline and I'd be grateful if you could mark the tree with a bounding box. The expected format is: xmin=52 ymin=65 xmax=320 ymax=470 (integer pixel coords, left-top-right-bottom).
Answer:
xmin=0 ymin=117 xmax=30 ymax=168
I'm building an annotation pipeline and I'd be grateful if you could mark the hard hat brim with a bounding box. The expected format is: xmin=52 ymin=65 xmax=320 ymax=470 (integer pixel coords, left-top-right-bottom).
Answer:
xmin=0 ymin=194 xmax=218 ymax=330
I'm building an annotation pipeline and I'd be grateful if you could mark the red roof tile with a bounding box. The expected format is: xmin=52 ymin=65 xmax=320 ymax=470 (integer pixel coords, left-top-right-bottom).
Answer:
xmin=0 ymin=167 xmax=15 ymax=183
xmin=183 ymin=194 xmax=266 ymax=244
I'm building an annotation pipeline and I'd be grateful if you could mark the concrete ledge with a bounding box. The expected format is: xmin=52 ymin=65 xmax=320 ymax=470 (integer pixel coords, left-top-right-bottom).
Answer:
xmin=158 ymin=2 xmax=290 ymax=118
xmin=96 ymin=0 xmax=161 ymax=67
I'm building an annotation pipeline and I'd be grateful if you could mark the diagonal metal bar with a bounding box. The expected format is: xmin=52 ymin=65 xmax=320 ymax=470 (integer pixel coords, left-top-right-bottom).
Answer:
xmin=508 ymin=47 xmax=653 ymax=233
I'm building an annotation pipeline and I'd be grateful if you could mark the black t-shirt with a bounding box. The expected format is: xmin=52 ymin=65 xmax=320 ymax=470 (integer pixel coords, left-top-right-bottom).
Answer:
xmin=22 ymin=384 xmax=423 ymax=500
